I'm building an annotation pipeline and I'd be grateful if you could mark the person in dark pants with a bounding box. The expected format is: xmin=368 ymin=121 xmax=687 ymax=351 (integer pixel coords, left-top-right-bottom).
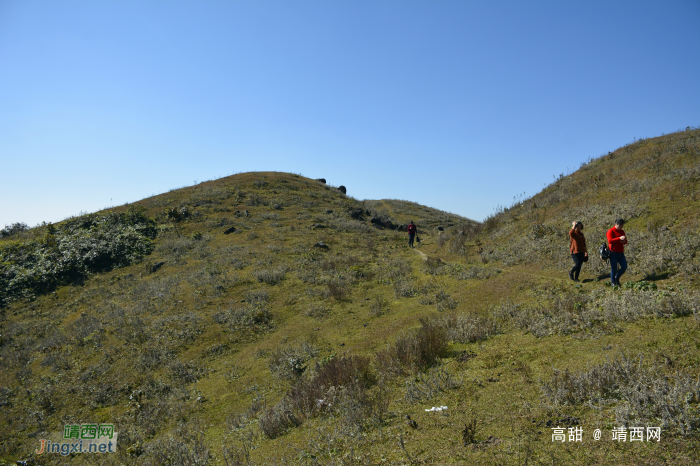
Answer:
xmin=407 ymin=221 xmax=417 ymax=248
xmin=606 ymin=218 xmax=628 ymax=287
xmin=569 ymin=221 xmax=587 ymax=282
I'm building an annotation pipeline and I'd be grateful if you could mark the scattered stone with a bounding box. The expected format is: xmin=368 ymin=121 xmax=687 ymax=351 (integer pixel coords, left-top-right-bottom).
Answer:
xmin=437 ymin=226 xmax=444 ymax=231
xmin=310 ymin=223 xmax=326 ymax=229
xmin=215 ymin=285 xmax=224 ymax=291
xmin=272 ymin=204 xmax=281 ymax=210
xmin=338 ymin=185 xmax=347 ymax=194
xmin=325 ymin=209 xmax=333 ymax=214
xmin=313 ymin=241 xmax=329 ymax=250
xmin=152 ymin=262 xmax=165 ymax=273
xmin=316 ymin=178 xmax=326 ymax=184
xmin=223 ymin=226 xmax=237 ymax=234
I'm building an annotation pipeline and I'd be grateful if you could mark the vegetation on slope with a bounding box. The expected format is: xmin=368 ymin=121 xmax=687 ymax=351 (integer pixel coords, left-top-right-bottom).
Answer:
xmin=0 ymin=129 xmax=699 ymax=465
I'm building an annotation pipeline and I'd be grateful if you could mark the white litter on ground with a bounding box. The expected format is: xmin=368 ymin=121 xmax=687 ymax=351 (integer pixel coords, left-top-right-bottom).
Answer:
xmin=425 ymin=406 xmax=448 ymax=412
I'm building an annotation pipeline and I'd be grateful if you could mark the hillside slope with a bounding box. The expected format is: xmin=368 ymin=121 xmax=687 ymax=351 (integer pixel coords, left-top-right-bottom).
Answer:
xmin=1 ymin=130 xmax=699 ymax=465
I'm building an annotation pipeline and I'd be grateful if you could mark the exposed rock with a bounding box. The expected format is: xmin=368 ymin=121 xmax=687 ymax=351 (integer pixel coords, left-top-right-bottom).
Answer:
xmin=223 ymin=226 xmax=237 ymax=234
xmin=310 ymin=224 xmax=326 ymax=229
xmin=316 ymin=178 xmax=326 ymax=184
xmin=325 ymin=209 xmax=333 ymax=214
xmin=215 ymin=285 xmax=224 ymax=291
xmin=437 ymin=226 xmax=444 ymax=231
xmin=313 ymin=241 xmax=329 ymax=250
xmin=152 ymin=262 xmax=165 ymax=273
xmin=272 ymin=204 xmax=281 ymax=210
xmin=338 ymin=185 xmax=347 ymax=194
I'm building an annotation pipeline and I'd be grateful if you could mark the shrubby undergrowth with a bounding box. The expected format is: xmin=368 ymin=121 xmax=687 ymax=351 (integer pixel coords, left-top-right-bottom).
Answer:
xmin=0 ymin=207 xmax=156 ymax=305
xmin=542 ymin=352 xmax=700 ymax=435
xmin=493 ymin=288 xmax=700 ymax=337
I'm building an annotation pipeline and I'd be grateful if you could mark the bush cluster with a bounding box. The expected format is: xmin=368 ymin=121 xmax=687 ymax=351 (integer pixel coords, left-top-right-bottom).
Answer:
xmin=493 ymin=289 xmax=699 ymax=337
xmin=0 ymin=207 xmax=156 ymax=305
xmin=542 ymin=352 xmax=700 ymax=435
xmin=261 ymin=355 xmax=379 ymax=438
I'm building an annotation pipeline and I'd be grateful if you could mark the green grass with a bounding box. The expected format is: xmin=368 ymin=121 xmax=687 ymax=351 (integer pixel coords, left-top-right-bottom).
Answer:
xmin=1 ymin=129 xmax=699 ymax=465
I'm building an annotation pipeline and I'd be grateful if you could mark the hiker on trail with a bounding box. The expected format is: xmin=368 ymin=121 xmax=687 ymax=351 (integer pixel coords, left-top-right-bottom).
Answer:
xmin=606 ymin=218 xmax=628 ymax=287
xmin=569 ymin=221 xmax=587 ymax=282
xmin=407 ymin=221 xmax=417 ymax=248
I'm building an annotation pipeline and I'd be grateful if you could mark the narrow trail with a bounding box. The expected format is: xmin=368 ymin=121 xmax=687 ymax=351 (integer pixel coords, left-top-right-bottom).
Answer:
xmin=412 ymin=245 xmax=601 ymax=285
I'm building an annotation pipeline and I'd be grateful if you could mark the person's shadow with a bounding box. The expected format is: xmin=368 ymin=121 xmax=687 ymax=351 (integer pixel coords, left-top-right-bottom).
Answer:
xmin=582 ymin=279 xmax=595 ymax=283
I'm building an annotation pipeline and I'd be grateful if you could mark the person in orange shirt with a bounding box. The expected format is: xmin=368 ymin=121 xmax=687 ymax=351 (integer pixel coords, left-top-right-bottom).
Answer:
xmin=606 ymin=218 xmax=628 ymax=287
xmin=569 ymin=221 xmax=587 ymax=282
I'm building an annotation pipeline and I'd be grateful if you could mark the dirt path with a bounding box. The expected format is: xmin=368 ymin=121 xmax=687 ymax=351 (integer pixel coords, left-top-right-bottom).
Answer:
xmin=415 ymin=249 xmax=428 ymax=261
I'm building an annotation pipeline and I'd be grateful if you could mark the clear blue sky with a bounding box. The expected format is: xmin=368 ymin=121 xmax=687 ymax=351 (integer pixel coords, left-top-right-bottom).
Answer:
xmin=1 ymin=0 xmax=699 ymax=227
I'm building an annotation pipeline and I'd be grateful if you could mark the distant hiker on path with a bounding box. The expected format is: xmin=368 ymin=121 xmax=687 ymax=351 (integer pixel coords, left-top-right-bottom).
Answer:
xmin=606 ymin=218 xmax=628 ymax=287
xmin=569 ymin=221 xmax=587 ymax=282
xmin=407 ymin=221 xmax=417 ymax=248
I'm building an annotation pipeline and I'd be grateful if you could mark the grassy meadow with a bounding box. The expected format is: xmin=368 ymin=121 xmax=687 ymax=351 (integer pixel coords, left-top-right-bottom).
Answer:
xmin=1 ymin=128 xmax=699 ymax=465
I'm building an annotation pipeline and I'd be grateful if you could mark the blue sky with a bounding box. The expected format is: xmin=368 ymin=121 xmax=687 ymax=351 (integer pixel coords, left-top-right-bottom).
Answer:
xmin=1 ymin=0 xmax=699 ymax=227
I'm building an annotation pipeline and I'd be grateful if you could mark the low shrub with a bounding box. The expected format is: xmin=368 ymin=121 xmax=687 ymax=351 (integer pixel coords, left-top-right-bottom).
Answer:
xmin=0 ymin=222 xmax=29 ymax=237
xmin=443 ymin=313 xmax=502 ymax=343
xmin=378 ymin=317 xmax=449 ymax=374
xmin=259 ymin=400 xmax=301 ymax=439
xmin=0 ymin=206 xmax=156 ymax=305
xmin=304 ymin=303 xmax=330 ymax=319
xmin=262 ymin=355 xmax=376 ymax=438
xmin=404 ymin=366 xmax=462 ymax=403
xmin=251 ymin=267 xmax=287 ymax=285
xmin=541 ymin=352 xmax=700 ymax=435
xmin=268 ymin=342 xmax=319 ymax=380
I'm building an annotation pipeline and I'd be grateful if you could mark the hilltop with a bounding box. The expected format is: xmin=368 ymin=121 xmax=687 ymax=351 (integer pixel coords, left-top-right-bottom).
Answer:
xmin=0 ymin=129 xmax=699 ymax=465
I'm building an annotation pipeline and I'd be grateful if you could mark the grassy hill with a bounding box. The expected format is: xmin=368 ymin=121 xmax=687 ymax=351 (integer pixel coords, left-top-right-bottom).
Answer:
xmin=1 ymin=129 xmax=699 ymax=465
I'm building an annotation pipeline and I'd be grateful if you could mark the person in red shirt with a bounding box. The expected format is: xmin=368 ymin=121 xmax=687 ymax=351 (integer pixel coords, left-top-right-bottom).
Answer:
xmin=407 ymin=221 xmax=417 ymax=248
xmin=606 ymin=218 xmax=628 ymax=287
xmin=569 ymin=221 xmax=587 ymax=282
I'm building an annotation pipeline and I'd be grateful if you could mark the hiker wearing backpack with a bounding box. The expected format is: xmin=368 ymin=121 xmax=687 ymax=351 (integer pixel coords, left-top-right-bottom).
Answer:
xmin=606 ymin=218 xmax=628 ymax=287
xmin=407 ymin=221 xmax=417 ymax=248
xmin=569 ymin=221 xmax=587 ymax=282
